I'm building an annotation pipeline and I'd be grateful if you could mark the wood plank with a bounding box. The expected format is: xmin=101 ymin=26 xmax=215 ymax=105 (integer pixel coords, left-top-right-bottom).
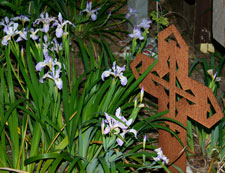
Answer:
xmin=213 ymin=0 xmax=225 ymax=47
xmin=194 ymin=0 xmax=212 ymax=43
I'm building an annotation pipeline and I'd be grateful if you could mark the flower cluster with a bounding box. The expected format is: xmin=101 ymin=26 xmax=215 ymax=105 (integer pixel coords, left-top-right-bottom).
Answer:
xmin=0 ymin=12 xmax=74 ymax=46
xmin=129 ymin=18 xmax=152 ymax=40
xmin=101 ymin=107 xmax=137 ymax=146
xmin=0 ymin=16 xmax=29 ymax=45
xmin=153 ymin=147 xmax=169 ymax=165
xmin=33 ymin=13 xmax=74 ymax=89
xmin=81 ymin=1 xmax=100 ymax=21
xmin=101 ymin=61 xmax=127 ymax=86
xmin=127 ymin=7 xmax=152 ymax=41
xmin=0 ymin=13 xmax=74 ymax=90
xmin=33 ymin=12 xmax=74 ymax=38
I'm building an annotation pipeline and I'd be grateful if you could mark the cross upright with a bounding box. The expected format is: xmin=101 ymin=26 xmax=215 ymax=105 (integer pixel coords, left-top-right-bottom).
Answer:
xmin=130 ymin=24 xmax=223 ymax=172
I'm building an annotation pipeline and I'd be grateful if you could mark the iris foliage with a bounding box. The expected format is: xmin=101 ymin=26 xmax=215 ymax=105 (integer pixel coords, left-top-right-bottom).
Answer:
xmin=0 ymin=1 xmax=181 ymax=172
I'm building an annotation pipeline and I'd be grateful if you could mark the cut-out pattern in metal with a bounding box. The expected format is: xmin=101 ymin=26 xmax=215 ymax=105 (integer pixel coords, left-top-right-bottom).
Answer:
xmin=130 ymin=24 xmax=223 ymax=172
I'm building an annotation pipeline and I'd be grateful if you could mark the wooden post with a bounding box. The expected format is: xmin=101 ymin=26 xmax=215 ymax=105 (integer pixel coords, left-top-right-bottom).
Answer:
xmin=194 ymin=0 xmax=212 ymax=43
xmin=130 ymin=25 xmax=223 ymax=172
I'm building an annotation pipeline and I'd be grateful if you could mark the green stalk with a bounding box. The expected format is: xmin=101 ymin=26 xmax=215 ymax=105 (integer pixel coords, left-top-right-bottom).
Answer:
xmin=6 ymin=44 xmax=19 ymax=168
xmin=16 ymin=114 xmax=29 ymax=169
xmin=187 ymin=120 xmax=194 ymax=153
xmin=0 ymin=67 xmax=7 ymax=167
xmin=28 ymin=122 xmax=41 ymax=172
xmin=63 ymin=31 xmax=71 ymax=90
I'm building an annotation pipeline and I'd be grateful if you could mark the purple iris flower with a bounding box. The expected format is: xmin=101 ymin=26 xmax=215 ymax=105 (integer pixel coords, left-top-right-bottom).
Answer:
xmin=36 ymin=57 xmax=63 ymax=90
xmin=129 ymin=27 xmax=144 ymax=40
xmin=33 ymin=12 xmax=56 ymax=33
xmin=81 ymin=1 xmax=100 ymax=21
xmin=1 ymin=23 xmax=19 ymax=45
xmin=102 ymin=61 xmax=127 ymax=86
xmin=16 ymin=28 xmax=27 ymax=42
xmin=137 ymin=18 xmax=152 ymax=29
xmin=52 ymin=13 xmax=74 ymax=38
xmin=30 ymin=28 xmax=40 ymax=40
xmin=102 ymin=107 xmax=137 ymax=146
xmin=12 ymin=15 xmax=30 ymax=25
xmin=153 ymin=147 xmax=169 ymax=164
xmin=0 ymin=16 xmax=14 ymax=33
xmin=126 ymin=7 xmax=137 ymax=19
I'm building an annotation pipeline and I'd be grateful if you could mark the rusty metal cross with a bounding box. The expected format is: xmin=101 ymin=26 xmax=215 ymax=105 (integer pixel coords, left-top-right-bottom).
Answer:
xmin=130 ymin=25 xmax=223 ymax=172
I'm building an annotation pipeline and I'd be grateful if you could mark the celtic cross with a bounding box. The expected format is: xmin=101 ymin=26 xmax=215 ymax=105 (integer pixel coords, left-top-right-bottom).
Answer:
xmin=130 ymin=25 xmax=223 ymax=172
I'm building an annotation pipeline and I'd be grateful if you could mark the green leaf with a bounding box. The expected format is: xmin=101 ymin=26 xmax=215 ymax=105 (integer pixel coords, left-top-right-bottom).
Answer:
xmin=99 ymin=157 xmax=110 ymax=173
xmin=49 ymin=152 xmax=70 ymax=172
xmin=0 ymin=98 xmax=27 ymax=133
xmin=74 ymin=35 xmax=89 ymax=72
xmin=24 ymin=153 xmax=60 ymax=165
xmin=67 ymin=156 xmax=86 ymax=172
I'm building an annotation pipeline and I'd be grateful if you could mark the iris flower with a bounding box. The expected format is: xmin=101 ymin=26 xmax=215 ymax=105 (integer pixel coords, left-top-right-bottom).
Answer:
xmin=207 ymin=69 xmax=221 ymax=82
xmin=102 ymin=61 xmax=127 ymax=86
xmin=102 ymin=107 xmax=137 ymax=146
xmin=33 ymin=12 xmax=56 ymax=33
xmin=0 ymin=16 xmax=14 ymax=33
xmin=81 ymin=1 xmax=100 ymax=21
xmin=12 ymin=15 xmax=30 ymax=25
xmin=153 ymin=147 xmax=169 ymax=164
xmin=2 ymin=23 xmax=19 ymax=45
xmin=16 ymin=28 xmax=27 ymax=42
xmin=126 ymin=7 xmax=137 ymax=19
xmin=129 ymin=27 xmax=144 ymax=40
xmin=53 ymin=12 xmax=74 ymax=38
xmin=30 ymin=28 xmax=40 ymax=40
xmin=137 ymin=18 xmax=152 ymax=29
xmin=36 ymin=57 xmax=63 ymax=90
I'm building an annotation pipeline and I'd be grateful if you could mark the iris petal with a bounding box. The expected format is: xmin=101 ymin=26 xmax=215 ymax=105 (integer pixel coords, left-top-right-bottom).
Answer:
xmin=116 ymin=138 xmax=124 ymax=146
xmin=54 ymin=78 xmax=63 ymax=90
xmin=36 ymin=62 xmax=47 ymax=71
xmin=119 ymin=75 xmax=127 ymax=86
xmin=101 ymin=70 xmax=111 ymax=81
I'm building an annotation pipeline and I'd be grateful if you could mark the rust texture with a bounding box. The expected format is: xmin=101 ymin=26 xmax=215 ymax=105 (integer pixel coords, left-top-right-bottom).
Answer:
xmin=130 ymin=24 xmax=223 ymax=172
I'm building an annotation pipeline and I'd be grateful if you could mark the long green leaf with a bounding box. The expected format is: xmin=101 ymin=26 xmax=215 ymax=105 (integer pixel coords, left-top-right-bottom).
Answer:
xmin=99 ymin=157 xmax=110 ymax=173
xmin=24 ymin=153 xmax=60 ymax=165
